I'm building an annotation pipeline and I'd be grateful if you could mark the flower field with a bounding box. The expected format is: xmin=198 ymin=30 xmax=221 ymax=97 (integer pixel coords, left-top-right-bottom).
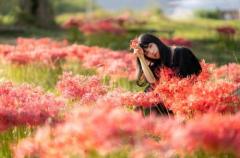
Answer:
xmin=0 ymin=37 xmax=239 ymax=158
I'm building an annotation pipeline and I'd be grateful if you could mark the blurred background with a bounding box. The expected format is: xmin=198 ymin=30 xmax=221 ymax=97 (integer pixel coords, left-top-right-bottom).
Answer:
xmin=0 ymin=0 xmax=239 ymax=65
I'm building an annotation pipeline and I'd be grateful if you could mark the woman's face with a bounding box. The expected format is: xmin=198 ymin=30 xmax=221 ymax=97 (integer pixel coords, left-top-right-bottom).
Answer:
xmin=143 ymin=43 xmax=160 ymax=59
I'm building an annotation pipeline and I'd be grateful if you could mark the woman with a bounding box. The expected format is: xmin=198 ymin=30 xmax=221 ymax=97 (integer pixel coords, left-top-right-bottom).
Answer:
xmin=133 ymin=33 xmax=202 ymax=116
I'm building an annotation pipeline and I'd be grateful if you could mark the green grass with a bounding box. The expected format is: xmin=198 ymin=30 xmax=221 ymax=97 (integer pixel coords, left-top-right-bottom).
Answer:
xmin=184 ymin=149 xmax=236 ymax=158
xmin=0 ymin=62 xmax=63 ymax=91
xmin=0 ymin=126 xmax=34 ymax=158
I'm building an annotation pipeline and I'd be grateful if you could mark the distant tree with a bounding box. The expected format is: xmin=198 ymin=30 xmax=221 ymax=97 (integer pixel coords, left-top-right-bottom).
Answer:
xmin=195 ymin=9 xmax=222 ymax=19
xmin=52 ymin=0 xmax=90 ymax=15
xmin=17 ymin=0 xmax=56 ymax=28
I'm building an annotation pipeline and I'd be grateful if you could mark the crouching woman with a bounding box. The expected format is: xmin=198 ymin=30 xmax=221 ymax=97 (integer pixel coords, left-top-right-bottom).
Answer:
xmin=132 ymin=34 xmax=202 ymax=116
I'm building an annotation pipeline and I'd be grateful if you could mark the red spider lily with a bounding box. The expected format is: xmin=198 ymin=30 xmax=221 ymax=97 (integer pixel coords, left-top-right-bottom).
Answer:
xmin=13 ymin=104 xmax=168 ymax=158
xmin=153 ymin=61 xmax=240 ymax=117
xmin=0 ymin=38 xmax=137 ymax=80
xmin=0 ymin=44 xmax=15 ymax=56
xmin=62 ymin=18 xmax=83 ymax=29
xmin=56 ymin=71 xmax=162 ymax=108
xmin=213 ymin=63 xmax=240 ymax=84
xmin=170 ymin=113 xmax=240 ymax=157
xmin=67 ymin=45 xmax=137 ymax=80
xmin=0 ymin=82 xmax=65 ymax=131
xmin=14 ymin=107 xmax=240 ymax=158
xmin=161 ymin=37 xmax=192 ymax=47
xmin=55 ymin=60 xmax=240 ymax=117
xmin=0 ymin=38 xmax=68 ymax=66
xmin=216 ymin=26 xmax=237 ymax=37
xmin=62 ymin=15 xmax=145 ymax=35
xmin=121 ymin=91 xmax=163 ymax=107
xmin=56 ymin=72 xmax=107 ymax=104
xmin=79 ymin=20 xmax=126 ymax=35
xmin=16 ymin=38 xmax=68 ymax=48
xmin=130 ymin=38 xmax=139 ymax=49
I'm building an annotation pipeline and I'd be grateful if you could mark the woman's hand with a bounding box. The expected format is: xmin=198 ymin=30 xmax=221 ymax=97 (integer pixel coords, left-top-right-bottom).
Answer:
xmin=133 ymin=47 xmax=144 ymax=58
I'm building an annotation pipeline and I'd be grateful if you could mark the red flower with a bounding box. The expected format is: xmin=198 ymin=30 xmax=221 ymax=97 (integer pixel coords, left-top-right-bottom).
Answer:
xmin=62 ymin=18 xmax=83 ymax=29
xmin=0 ymin=38 xmax=68 ymax=66
xmin=56 ymin=72 xmax=107 ymax=104
xmin=67 ymin=45 xmax=137 ymax=80
xmin=153 ymin=61 xmax=240 ymax=116
xmin=130 ymin=38 xmax=139 ymax=49
xmin=0 ymin=82 xmax=65 ymax=131
xmin=79 ymin=20 xmax=126 ymax=35
xmin=162 ymin=37 xmax=192 ymax=47
xmin=13 ymin=104 xmax=165 ymax=158
xmin=216 ymin=26 xmax=237 ymax=37
xmin=171 ymin=113 xmax=240 ymax=156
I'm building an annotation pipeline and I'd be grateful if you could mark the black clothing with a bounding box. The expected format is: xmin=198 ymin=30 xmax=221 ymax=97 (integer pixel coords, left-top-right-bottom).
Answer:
xmin=171 ymin=47 xmax=202 ymax=78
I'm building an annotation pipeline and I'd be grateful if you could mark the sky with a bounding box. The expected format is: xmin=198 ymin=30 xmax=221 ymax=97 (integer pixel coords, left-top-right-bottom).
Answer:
xmin=95 ymin=0 xmax=240 ymax=18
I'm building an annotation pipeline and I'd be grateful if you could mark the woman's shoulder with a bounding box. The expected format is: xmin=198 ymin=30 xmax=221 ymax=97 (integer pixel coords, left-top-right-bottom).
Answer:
xmin=174 ymin=46 xmax=192 ymax=53
xmin=173 ymin=46 xmax=196 ymax=58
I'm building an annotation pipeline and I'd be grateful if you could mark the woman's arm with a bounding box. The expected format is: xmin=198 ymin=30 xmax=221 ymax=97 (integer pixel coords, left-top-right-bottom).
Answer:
xmin=134 ymin=48 xmax=157 ymax=83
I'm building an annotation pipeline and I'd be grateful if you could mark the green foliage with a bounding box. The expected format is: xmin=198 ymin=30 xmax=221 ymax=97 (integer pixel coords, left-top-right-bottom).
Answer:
xmin=0 ymin=126 xmax=34 ymax=158
xmin=113 ymin=78 xmax=145 ymax=92
xmin=0 ymin=0 xmax=18 ymax=15
xmin=52 ymin=0 xmax=98 ymax=15
xmin=0 ymin=62 xmax=63 ymax=91
xmin=66 ymin=27 xmax=85 ymax=43
xmin=63 ymin=60 xmax=97 ymax=76
xmin=0 ymin=60 xmax=99 ymax=91
xmin=86 ymin=149 xmax=130 ymax=158
xmin=184 ymin=149 xmax=236 ymax=158
xmin=0 ymin=0 xmax=18 ymax=25
xmin=195 ymin=9 xmax=222 ymax=19
xmin=84 ymin=33 xmax=133 ymax=50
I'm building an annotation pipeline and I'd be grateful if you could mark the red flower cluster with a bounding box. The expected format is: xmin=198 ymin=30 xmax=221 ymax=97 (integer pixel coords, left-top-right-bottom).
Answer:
xmin=213 ymin=63 xmax=240 ymax=84
xmin=170 ymin=113 xmax=240 ymax=157
xmin=56 ymin=71 xmax=162 ymax=108
xmin=14 ymin=103 xmax=240 ymax=158
xmin=56 ymin=72 xmax=107 ymax=104
xmin=62 ymin=17 xmax=83 ymax=29
xmin=0 ymin=38 xmax=68 ymax=65
xmin=0 ymin=44 xmax=14 ymax=56
xmin=55 ymin=60 xmax=240 ymax=118
xmin=67 ymin=44 xmax=137 ymax=80
xmin=130 ymin=38 xmax=139 ymax=49
xmin=216 ymin=26 xmax=237 ymax=37
xmin=62 ymin=14 xmax=146 ymax=35
xmin=0 ymin=38 xmax=138 ymax=80
xmin=0 ymin=82 xmax=65 ymax=131
xmin=161 ymin=37 xmax=192 ymax=47
xmin=13 ymin=105 xmax=166 ymax=158
xmin=2 ymin=37 xmax=240 ymax=158
xmin=63 ymin=18 xmax=126 ymax=35
xmin=153 ymin=61 xmax=240 ymax=116
xmin=121 ymin=91 xmax=163 ymax=107
xmin=80 ymin=20 xmax=126 ymax=35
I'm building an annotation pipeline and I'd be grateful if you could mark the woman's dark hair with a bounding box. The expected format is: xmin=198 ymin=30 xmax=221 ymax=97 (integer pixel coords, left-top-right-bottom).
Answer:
xmin=136 ymin=33 xmax=171 ymax=87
